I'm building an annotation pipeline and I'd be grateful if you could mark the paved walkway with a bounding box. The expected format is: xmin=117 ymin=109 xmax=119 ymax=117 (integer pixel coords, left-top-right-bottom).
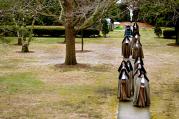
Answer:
xmin=117 ymin=101 xmax=150 ymax=119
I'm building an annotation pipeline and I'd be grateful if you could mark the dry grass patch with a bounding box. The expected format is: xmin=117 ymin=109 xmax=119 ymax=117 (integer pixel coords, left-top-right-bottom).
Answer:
xmin=1 ymin=29 xmax=179 ymax=118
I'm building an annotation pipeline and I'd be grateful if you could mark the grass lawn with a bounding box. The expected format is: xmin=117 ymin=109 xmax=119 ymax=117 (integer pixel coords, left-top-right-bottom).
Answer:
xmin=0 ymin=28 xmax=179 ymax=119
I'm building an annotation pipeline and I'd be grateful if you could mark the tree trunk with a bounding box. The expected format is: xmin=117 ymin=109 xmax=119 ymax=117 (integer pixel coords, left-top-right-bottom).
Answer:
xmin=176 ymin=18 xmax=179 ymax=45
xmin=64 ymin=0 xmax=77 ymax=65
xmin=17 ymin=30 xmax=22 ymax=45
xmin=22 ymin=43 xmax=29 ymax=52
xmin=18 ymin=37 xmax=22 ymax=45
xmin=81 ymin=30 xmax=84 ymax=51
xmin=21 ymin=37 xmax=29 ymax=52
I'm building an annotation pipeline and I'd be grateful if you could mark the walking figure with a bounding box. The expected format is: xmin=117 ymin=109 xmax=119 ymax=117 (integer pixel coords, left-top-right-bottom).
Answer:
xmin=124 ymin=25 xmax=133 ymax=37
xmin=118 ymin=69 xmax=131 ymax=101
xmin=117 ymin=61 xmax=131 ymax=100
xmin=122 ymin=36 xmax=132 ymax=58
xmin=133 ymin=71 xmax=150 ymax=107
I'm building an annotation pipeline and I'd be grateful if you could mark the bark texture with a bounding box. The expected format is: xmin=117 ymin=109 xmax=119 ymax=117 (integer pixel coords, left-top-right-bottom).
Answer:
xmin=64 ymin=0 xmax=77 ymax=65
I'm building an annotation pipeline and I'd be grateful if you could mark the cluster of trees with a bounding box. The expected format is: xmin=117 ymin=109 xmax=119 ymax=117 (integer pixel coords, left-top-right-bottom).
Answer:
xmin=138 ymin=0 xmax=179 ymax=44
xmin=0 ymin=0 xmax=118 ymax=65
xmin=114 ymin=0 xmax=179 ymax=44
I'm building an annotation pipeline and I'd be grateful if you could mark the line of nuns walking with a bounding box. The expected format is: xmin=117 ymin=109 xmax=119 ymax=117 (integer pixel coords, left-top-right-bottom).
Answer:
xmin=117 ymin=22 xmax=151 ymax=107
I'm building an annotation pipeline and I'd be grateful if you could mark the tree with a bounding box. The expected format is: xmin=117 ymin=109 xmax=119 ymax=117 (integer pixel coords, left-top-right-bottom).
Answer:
xmin=59 ymin=0 xmax=117 ymax=65
xmin=0 ymin=0 xmax=40 ymax=52
xmin=1 ymin=0 xmax=117 ymax=64
xmin=33 ymin=0 xmax=117 ymax=64
xmin=63 ymin=0 xmax=77 ymax=64
xmin=0 ymin=0 xmax=15 ymax=42
xmin=176 ymin=18 xmax=179 ymax=45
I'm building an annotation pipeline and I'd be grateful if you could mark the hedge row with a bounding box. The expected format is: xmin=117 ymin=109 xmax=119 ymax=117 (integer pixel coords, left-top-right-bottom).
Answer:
xmin=1 ymin=26 xmax=100 ymax=38
xmin=32 ymin=26 xmax=65 ymax=37
xmin=163 ymin=29 xmax=176 ymax=38
xmin=32 ymin=26 xmax=100 ymax=37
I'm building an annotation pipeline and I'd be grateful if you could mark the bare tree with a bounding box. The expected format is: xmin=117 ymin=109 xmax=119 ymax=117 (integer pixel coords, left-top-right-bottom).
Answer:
xmin=63 ymin=0 xmax=117 ymax=65
xmin=1 ymin=0 xmax=117 ymax=63
xmin=36 ymin=0 xmax=117 ymax=65
xmin=0 ymin=0 xmax=43 ymax=52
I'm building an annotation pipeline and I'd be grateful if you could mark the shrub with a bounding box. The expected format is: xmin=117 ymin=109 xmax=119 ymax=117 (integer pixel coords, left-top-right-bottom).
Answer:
xmin=154 ymin=26 xmax=162 ymax=37
xmin=102 ymin=19 xmax=109 ymax=37
xmin=163 ymin=29 xmax=176 ymax=38
xmin=0 ymin=26 xmax=100 ymax=38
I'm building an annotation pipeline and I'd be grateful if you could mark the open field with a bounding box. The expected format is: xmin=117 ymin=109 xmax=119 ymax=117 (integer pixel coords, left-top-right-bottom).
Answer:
xmin=0 ymin=27 xmax=179 ymax=119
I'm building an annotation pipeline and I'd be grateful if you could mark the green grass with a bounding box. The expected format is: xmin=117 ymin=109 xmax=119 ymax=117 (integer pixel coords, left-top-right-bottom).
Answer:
xmin=27 ymin=25 xmax=65 ymax=30
xmin=0 ymin=72 xmax=44 ymax=94
xmin=33 ymin=37 xmax=65 ymax=44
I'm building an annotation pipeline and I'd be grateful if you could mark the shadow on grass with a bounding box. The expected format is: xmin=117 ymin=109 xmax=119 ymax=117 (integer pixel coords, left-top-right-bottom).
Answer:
xmin=154 ymin=37 xmax=176 ymax=40
xmin=167 ymin=43 xmax=179 ymax=47
xmin=76 ymin=50 xmax=92 ymax=53
xmin=54 ymin=63 xmax=114 ymax=72
xmin=57 ymin=41 xmax=82 ymax=44
xmin=16 ymin=51 xmax=35 ymax=53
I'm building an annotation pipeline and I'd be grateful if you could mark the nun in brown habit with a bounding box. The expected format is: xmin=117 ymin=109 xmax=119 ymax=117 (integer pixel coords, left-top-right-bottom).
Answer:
xmin=117 ymin=61 xmax=131 ymax=100
xmin=131 ymin=34 xmax=140 ymax=50
xmin=118 ymin=69 xmax=131 ymax=101
xmin=133 ymin=65 xmax=146 ymax=87
xmin=134 ymin=57 xmax=144 ymax=65
xmin=134 ymin=57 xmax=144 ymax=71
xmin=122 ymin=36 xmax=131 ymax=58
xmin=133 ymin=22 xmax=140 ymax=37
xmin=118 ymin=60 xmax=130 ymax=73
xmin=133 ymin=71 xmax=150 ymax=107
xmin=126 ymin=60 xmax=134 ymax=96
xmin=132 ymin=38 xmax=144 ymax=59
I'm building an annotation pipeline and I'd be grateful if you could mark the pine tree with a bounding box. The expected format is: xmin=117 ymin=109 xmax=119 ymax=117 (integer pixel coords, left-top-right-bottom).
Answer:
xmin=102 ymin=19 xmax=109 ymax=38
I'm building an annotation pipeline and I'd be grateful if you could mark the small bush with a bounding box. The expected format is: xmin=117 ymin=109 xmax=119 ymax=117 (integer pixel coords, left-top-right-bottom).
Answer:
xmin=163 ymin=29 xmax=176 ymax=39
xmin=154 ymin=26 xmax=162 ymax=37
